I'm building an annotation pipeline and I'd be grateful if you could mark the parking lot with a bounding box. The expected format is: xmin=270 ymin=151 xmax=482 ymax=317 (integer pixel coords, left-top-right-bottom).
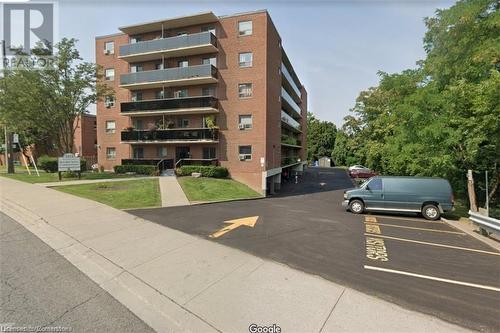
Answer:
xmin=130 ymin=167 xmax=500 ymax=332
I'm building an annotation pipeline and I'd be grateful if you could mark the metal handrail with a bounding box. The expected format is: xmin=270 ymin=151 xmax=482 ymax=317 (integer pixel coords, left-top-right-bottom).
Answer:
xmin=469 ymin=210 xmax=500 ymax=236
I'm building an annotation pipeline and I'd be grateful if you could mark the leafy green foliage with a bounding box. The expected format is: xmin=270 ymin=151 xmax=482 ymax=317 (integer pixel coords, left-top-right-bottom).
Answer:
xmin=307 ymin=112 xmax=337 ymax=161
xmin=334 ymin=0 xmax=499 ymax=215
xmin=176 ymin=165 xmax=229 ymax=178
xmin=114 ymin=164 xmax=156 ymax=175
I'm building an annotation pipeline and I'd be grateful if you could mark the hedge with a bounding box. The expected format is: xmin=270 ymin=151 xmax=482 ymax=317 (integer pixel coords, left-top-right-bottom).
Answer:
xmin=114 ymin=164 xmax=156 ymax=175
xmin=176 ymin=165 xmax=228 ymax=178
xmin=38 ymin=155 xmax=87 ymax=173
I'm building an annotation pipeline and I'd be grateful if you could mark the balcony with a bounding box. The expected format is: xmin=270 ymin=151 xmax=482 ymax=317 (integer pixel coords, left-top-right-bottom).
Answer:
xmin=120 ymin=64 xmax=217 ymax=89
xmin=119 ymin=32 xmax=218 ymax=62
xmin=281 ymin=134 xmax=302 ymax=148
xmin=281 ymin=110 xmax=301 ymax=133
xmin=281 ymin=63 xmax=301 ymax=102
xmin=121 ymin=128 xmax=218 ymax=143
xmin=281 ymin=156 xmax=301 ymax=166
xmin=121 ymin=96 xmax=218 ymax=116
xmin=281 ymin=87 xmax=302 ymax=119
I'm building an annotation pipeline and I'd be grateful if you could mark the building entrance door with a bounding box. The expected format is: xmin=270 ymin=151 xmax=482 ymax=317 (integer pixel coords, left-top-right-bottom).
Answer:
xmin=176 ymin=146 xmax=190 ymax=161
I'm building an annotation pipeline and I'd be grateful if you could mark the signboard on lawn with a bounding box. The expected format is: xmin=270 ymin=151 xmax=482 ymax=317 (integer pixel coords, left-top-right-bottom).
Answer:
xmin=58 ymin=153 xmax=81 ymax=172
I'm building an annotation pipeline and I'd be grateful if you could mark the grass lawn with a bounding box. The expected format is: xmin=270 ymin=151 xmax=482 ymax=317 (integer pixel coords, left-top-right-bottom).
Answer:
xmin=55 ymin=179 xmax=161 ymax=209
xmin=0 ymin=167 xmax=143 ymax=184
xmin=178 ymin=177 xmax=262 ymax=202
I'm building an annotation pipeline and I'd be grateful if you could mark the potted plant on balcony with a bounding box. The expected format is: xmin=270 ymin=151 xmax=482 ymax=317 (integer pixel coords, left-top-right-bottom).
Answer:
xmin=205 ymin=116 xmax=219 ymax=140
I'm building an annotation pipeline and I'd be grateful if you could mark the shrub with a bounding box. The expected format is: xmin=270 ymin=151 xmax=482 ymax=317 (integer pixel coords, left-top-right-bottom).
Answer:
xmin=114 ymin=164 xmax=156 ymax=175
xmin=38 ymin=155 xmax=58 ymax=173
xmin=176 ymin=165 xmax=228 ymax=178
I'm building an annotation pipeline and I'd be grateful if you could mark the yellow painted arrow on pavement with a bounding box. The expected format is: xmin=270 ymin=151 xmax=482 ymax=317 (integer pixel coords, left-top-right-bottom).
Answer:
xmin=209 ymin=216 xmax=259 ymax=239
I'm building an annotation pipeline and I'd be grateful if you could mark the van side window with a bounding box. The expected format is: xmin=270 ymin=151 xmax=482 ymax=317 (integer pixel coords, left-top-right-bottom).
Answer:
xmin=368 ymin=178 xmax=382 ymax=190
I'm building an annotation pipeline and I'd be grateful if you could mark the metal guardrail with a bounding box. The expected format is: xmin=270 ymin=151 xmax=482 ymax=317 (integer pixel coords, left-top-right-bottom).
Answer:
xmin=469 ymin=210 xmax=500 ymax=236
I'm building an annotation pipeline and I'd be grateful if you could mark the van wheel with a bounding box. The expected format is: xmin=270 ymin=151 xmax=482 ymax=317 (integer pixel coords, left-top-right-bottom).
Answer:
xmin=350 ymin=200 xmax=365 ymax=214
xmin=422 ymin=204 xmax=440 ymax=220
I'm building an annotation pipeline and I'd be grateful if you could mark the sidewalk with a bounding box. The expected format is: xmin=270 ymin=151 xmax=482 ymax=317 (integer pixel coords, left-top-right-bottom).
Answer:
xmin=0 ymin=177 xmax=470 ymax=333
xmin=158 ymin=176 xmax=190 ymax=207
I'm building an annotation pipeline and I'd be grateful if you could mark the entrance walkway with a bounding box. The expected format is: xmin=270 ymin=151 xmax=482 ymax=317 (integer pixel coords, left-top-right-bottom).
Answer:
xmin=159 ymin=176 xmax=190 ymax=207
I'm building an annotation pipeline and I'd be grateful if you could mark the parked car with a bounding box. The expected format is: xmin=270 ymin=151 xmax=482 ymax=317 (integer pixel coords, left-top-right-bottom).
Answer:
xmin=348 ymin=164 xmax=367 ymax=171
xmin=342 ymin=176 xmax=454 ymax=220
xmin=349 ymin=167 xmax=377 ymax=178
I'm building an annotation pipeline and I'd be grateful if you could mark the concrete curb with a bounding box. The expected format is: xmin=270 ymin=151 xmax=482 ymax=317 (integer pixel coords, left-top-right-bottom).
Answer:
xmin=0 ymin=197 xmax=218 ymax=333
xmin=441 ymin=217 xmax=500 ymax=252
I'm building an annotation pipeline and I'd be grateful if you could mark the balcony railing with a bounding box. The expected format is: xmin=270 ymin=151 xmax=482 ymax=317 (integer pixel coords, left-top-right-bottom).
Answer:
xmin=120 ymin=64 xmax=217 ymax=88
xmin=121 ymin=128 xmax=218 ymax=142
xmin=281 ymin=87 xmax=302 ymax=119
xmin=281 ymin=156 xmax=301 ymax=166
xmin=281 ymin=110 xmax=301 ymax=132
xmin=120 ymin=32 xmax=217 ymax=60
xmin=281 ymin=134 xmax=302 ymax=147
xmin=121 ymin=96 xmax=218 ymax=114
xmin=281 ymin=63 xmax=301 ymax=100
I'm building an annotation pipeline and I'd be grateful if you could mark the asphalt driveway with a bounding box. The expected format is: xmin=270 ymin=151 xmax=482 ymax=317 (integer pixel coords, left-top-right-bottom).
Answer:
xmin=130 ymin=167 xmax=500 ymax=332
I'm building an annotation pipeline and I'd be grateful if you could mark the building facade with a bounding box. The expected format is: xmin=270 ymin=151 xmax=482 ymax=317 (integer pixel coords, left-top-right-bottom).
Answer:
xmin=95 ymin=10 xmax=307 ymax=194
xmin=74 ymin=114 xmax=97 ymax=158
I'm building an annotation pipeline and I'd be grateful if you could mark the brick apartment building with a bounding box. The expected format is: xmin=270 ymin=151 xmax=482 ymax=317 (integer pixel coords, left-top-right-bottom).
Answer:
xmin=74 ymin=114 xmax=97 ymax=157
xmin=95 ymin=10 xmax=307 ymax=194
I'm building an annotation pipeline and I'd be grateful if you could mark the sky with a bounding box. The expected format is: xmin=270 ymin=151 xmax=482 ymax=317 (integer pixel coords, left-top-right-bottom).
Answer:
xmin=53 ymin=0 xmax=455 ymax=126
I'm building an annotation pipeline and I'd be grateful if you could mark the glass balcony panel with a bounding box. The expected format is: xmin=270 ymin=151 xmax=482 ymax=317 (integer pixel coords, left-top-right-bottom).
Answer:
xmin=281 ymin=63 xmax=301 ymax=99
xmin=121 ymin=128 xmax=218 ymax=142
xmin=281 ymin=87 xmax=302 ymax=118
xmin=121 ymin=96 xmax=217 ymax=113
xmin=281 ymin=110 xmax=301 ymax=131
xmin=120 ymin=64 xmax=217 ymax=87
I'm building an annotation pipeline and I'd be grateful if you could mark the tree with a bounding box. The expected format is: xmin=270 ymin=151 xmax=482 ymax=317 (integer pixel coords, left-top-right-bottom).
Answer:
xmin=306 ymin=112 xmax=337 ymax=161
xmin=0 ymin=38 xmax=113 ymax=157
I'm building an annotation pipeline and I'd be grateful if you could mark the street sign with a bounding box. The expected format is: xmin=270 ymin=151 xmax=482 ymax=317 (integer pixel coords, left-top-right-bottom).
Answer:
xmin=12 ymin=133 xmax=19 ymax=143
xmin=58 ymin=153 xmax=81 ymax=172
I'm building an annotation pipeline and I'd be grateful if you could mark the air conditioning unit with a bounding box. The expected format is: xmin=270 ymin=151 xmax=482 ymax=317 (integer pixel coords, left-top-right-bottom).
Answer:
xmin=238 ymin=124 xmax=245 ymax=130
xmin=104 ymin=50 xmax=110 ymax=55
xmin=239 ymin=154 xmax=246 ymax=161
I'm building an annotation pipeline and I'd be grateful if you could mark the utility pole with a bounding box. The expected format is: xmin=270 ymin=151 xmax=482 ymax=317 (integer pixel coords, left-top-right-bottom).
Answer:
xmin=467 ymin=170 xmax=477 ymax=212
xmin=485 ymin=170 xmax=489 ymax=215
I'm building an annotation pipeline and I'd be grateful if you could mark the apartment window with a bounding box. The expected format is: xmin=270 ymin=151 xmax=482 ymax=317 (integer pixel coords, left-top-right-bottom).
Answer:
xmin=105 ymin=68 xmax=114 ymax=81
xmin=133 ymin=147 xmax=144 ymax=159
xmin=157 ymin=147 xmax=168 ymax=158
xmin=106 ymin=147 xmax=116 ymax=160
xmin=177 ymin=31 xmax=188 ymax=36
xmin=239 ymin=52 xmax=253 ymax=68
xmin=238 ymin=145 xmax=252 ymax=161
xmin=238 ymin=21 xmax=252 ymax=36
xmin=202 ymin=57 xmax=217 ymax=66
xmin=131 ymin=91 xmax=143 ymax=102
xmin=130 ymin=36 xmax=142 ymax=44
xmin=105 ymin=121 xmax=116 ymax=134
xmin=238 ymin=83 xmax=253 ymax=98
xmin=174 ymin=89 xmax=188 ymax=98
xmin=201 ymin=26 xmax=216 ymax=35
xmin=105 ymin=96 xmax=115 ymax=108
xmin=203 ymin=147 xmax=216 ymax=159
xmin=155 ymin=90 xmax=165 ymax=99
xmin=104 ymin=41 xmax=114 ymax=55
xmin=130 ymin=64 xmax=143 ymax=73
xmin=177 ymin=119 xmax=189 ymax=128
xmin=202 ymin=86 xmax=215 ymax=96
xmin=133 ymin=119 xmax=143 ymax=130
xmin=155 ymin=63 xmax=164 ymax=70
xmin=238 ymin=115 xmax=253 ymax=130
xmin=178 ymin=60 xmax=188 ymax=68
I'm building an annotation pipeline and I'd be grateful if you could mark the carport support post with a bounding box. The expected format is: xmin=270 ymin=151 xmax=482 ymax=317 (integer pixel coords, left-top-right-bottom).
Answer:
xmin=467 ymin=170 xmax=478 ymax=212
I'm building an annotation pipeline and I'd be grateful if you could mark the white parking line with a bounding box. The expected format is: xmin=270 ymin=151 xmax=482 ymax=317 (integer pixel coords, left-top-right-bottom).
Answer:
xmin=364 ymin=233 xmax=500 ymax=256
xmin=367 ymin=222 xmax=466 ymax=235
xmin=364 ymin=265 xmax=500 ymax=292
xmin=362 ymin=215 xmax=445 ymax=224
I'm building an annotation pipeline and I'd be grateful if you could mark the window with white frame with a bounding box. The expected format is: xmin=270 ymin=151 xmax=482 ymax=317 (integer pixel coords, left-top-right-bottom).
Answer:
xmin=105 ymin=68 xmax=114 ymax=81
xmin=202 ymin=57 xmax=217 ymax=66
xmin=157 ymin=147 xmax=168 ymax=158
xmin=239 ymin=52 xmax=253 ymax=68
xmin=155 ymin=63 xmax=163 ymax=70
xmin=238 ymin=21 xmax=252 ymax=36
xmin=130 ymin=64 xmax=143 ymax=73
xmin=104 ymin=41 xmax=114 ymax=55
xmin=130 ymin=36 xmax=142 ymax=44
xmin=238 ymin=83 xmax=253 ymax=98
xmin=238 ymin=145 xmax=252 ymax=161
xmin=174 ymin=89 xmax=188 ymax=98
xmin=105 ymin=96 xmax=115 ymax=108
xmin=105 ymin=121 xmax=116 ymax=134
xmin=106 ymin=147 xmax=116 ymax=160
xmin=131 ymin=91 xmax=143 ymax=101
xmin=178 ymin=60 xmax=188 ymax=68
xmin=238 ymin=115 xmax=252 ymax=130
